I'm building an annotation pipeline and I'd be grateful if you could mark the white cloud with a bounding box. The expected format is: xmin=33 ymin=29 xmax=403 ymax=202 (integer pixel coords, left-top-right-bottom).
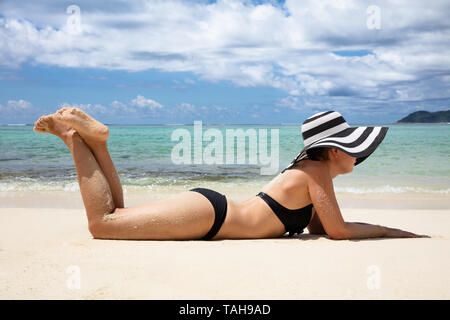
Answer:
xmin=0 ymin=99 xmax=39 ymax=122
xmin=131 ymin=95 xmax=163 ymax=110
xmin=58 ymin=102 xmax=108 ymax=115
xmin=177 ymin=102 xmax=196 ymax=112
xmin=110 ymin=100 xmax=128 ymax=112
xmin=54 ymin=95 xmax=245 ymax=122
xmin=6 ymin=99 xmax=33 ymax=111
xmin=0 ymin=99 xmax=34 ymax=114
xmin=58 ymin=95 xmax=164 ymax=118
xmin=0 ymin=0 xmax=449 ymax=107
xmin=275 ymin=96 xmax=302 ymax=110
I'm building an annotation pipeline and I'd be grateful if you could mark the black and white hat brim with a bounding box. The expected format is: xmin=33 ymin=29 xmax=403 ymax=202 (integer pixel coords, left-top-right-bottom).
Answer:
xmin=282 ymin=126 xmax=389 ymax=173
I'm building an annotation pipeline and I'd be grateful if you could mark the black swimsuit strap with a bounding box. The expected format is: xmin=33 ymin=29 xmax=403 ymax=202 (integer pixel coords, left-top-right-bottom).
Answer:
xmin=257 ymin=192 xmax=313 ymax=214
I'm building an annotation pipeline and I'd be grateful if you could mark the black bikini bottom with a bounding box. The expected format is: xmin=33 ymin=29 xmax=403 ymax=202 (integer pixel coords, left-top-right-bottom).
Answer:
xmin=190 ymin=187 xmax=227 ymax=240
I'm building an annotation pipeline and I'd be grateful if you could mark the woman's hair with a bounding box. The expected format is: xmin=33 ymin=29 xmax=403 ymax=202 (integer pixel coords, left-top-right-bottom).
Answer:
xmin=306 ymin=147 xmax=329 ymax=161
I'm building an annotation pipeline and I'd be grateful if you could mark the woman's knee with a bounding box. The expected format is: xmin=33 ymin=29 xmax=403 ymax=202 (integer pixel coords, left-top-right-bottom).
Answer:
xmin=88 ymin=208 xmax=123 ymax=239
xmin=88 ymin=220 xmax=101 ymax=238
xmin=88 ymin=219 xmax=110 ymax=239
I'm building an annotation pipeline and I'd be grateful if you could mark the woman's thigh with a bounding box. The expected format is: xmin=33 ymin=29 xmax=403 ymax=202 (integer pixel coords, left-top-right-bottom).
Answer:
xmin=92 ymin=191 xmax=215 ymax=240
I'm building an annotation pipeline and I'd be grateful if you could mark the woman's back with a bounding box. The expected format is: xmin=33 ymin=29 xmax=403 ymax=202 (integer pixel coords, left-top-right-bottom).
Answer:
xmin=259 ymin=161 xmax=316 ymax=210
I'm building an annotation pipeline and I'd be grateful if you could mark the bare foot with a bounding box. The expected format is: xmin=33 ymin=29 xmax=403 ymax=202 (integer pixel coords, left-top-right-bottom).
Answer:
xmin=55 ymin=107 xmax=109 ymax=145
xmin=33 ymin=114 xmax=75 ymax=142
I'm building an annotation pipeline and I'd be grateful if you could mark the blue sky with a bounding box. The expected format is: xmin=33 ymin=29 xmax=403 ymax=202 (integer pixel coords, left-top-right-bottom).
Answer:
xmin=1 ymin=0 xmax=449 ymax=124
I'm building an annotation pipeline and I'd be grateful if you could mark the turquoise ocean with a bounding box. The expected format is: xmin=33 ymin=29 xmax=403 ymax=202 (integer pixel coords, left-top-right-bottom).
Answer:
xmin=0 ymin=123 xmax=449 ymax=196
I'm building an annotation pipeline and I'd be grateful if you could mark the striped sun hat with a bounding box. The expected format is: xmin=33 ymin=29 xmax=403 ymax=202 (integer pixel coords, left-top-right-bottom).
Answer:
xmin=281 ymin=111 xmax=389 ymax=173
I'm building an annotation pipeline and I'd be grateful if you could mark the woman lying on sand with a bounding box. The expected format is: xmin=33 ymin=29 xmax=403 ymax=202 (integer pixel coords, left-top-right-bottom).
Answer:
xmin=33 ymin=109 xmax=427 ymax=240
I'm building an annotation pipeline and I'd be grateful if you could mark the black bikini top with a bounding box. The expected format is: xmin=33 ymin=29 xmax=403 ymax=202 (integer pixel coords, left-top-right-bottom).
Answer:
xmin=257 ymin=191 xmax=313 ymax=236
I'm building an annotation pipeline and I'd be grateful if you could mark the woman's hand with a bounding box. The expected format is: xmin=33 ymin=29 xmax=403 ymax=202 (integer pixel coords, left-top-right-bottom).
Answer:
xmin=383 ymin=226 xmax=429 ymax=238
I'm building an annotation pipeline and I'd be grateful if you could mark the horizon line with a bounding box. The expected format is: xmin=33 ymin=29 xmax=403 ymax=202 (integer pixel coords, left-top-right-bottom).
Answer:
xmin=4 ymin=122 xmax=448 ymax=127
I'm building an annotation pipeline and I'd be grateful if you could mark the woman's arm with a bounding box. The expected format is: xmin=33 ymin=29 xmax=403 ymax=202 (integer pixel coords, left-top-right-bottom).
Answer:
xmin=307 ymin=208 xmax=326 ymax=234
xmin=306 ymin=166 xmax=427 ymax=240
xmin=347 ymin=222 xmax=428 ymax=238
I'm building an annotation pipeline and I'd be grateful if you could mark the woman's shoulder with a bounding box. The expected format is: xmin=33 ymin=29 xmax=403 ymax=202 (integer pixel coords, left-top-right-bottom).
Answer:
xmin=265 ymin=161 xmax=330 ymax=193
xmin=282 ymin=161 xmax=331 ymax=188
xmin=288 ymin=160 xmax=328 ymax=176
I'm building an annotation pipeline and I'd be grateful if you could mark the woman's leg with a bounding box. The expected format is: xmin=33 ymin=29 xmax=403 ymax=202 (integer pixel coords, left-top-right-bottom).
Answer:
xmin=54 ymin=107 xmax=124 ymax=208
xmin=34 ymin=115 xmax=115 ymax=229
xmin=34 ymin=114 xmax=215 ymax=240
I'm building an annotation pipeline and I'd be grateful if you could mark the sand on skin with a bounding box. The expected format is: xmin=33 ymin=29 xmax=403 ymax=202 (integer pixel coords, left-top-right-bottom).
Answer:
xmin=0 ymin=192 xmax=449 ymax=299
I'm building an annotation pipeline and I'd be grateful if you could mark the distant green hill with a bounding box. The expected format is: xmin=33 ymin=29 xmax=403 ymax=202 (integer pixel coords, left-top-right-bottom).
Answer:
xmin=397 ymin=110 xmax=450 ymax=123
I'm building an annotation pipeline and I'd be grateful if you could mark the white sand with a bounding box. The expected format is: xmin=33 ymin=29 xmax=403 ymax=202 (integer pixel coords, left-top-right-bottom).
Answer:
xmin=0 ymin=193 xmax=449 ymax=299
